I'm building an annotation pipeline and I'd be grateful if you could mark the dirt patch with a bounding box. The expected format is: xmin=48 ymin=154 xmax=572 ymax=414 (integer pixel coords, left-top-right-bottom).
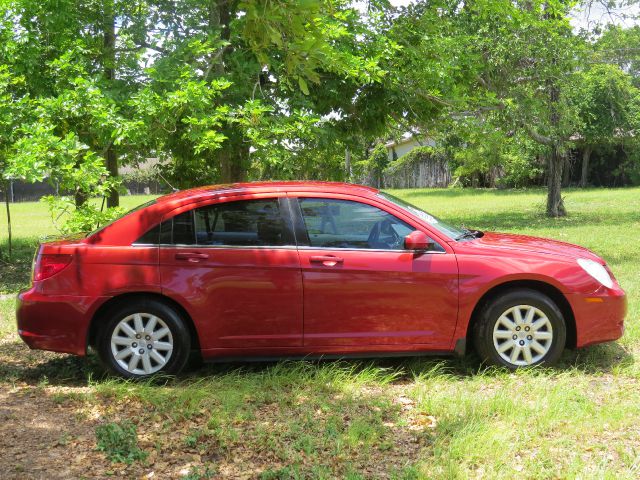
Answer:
xmin=0 ymin=340 xmax=430 ymax=478
xmin=0 ymin=385 xmax=102 ymax=479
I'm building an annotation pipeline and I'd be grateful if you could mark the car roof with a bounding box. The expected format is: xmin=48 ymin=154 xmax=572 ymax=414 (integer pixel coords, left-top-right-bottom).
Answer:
xmin=86 ymin=182 xmax=380 ymax=246
xmin=156 ymin=181 xmax=380 ymax=204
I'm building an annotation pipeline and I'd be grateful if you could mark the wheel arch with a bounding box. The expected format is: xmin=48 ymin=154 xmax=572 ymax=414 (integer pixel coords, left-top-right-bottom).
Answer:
xmin=87 ymin=292 xmax=201 ymax=353
xmin=464 ymin=280 xmax=577 ymax=353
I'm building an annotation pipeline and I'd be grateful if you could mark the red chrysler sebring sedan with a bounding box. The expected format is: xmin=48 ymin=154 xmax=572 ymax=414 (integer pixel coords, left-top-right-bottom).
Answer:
xmin=17 ymin=182 xmax=626 ymax=378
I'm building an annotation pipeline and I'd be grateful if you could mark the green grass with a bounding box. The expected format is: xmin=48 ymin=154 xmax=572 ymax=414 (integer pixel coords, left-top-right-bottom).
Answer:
xmin=0 ymin=187 xmax=639 ymax=478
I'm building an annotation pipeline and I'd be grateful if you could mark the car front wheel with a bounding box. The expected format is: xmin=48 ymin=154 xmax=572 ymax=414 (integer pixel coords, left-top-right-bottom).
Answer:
xmin=97 ymin=299 xmax=191 ymax=379
xmin=474 ymin=289 xmax=566 ymax=368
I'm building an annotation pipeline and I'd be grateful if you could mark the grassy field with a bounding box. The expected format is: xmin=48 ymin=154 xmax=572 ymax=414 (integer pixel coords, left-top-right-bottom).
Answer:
xmin=0 ymin=187 xmax=638 ymax=479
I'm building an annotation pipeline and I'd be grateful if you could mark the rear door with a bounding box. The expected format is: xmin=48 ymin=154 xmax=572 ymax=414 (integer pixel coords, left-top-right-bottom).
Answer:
xmin=158 ymin=195 xmax=303 ymax=351
xmin=292 ymin=195 xmax=459 ymax=349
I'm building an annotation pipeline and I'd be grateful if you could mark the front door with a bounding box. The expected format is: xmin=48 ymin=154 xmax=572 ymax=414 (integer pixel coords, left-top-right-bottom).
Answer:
xmin=293 ymin=196 xmax=459 ymax=349
xmin=158 ymin=196 xmax=303 ymax=351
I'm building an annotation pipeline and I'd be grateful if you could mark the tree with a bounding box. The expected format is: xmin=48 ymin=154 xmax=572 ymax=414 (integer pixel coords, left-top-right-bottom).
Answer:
xmin=387 ymin=0 xmax=586 ymax=216
xmin=130 ymin=0 xmax=392 ymax=187
xmin=594 ymin=25 xmax=640 ymax=86
xmin=1 ymin=0 xmax=152 ymax=209
xmin=572 ymin=64 xmax=638 ymax=187
xmin=0 ymin=66 xmax=26 ymax=257
xmin=468 ymin=0 xmax=583 ymax=216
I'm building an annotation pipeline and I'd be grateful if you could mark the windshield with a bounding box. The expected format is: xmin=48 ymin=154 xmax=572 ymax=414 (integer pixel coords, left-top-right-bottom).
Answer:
xmin=377 ymin=192 xmax=466 ymax=240
xmin=88 ymin=199 xmax=157 ymax=237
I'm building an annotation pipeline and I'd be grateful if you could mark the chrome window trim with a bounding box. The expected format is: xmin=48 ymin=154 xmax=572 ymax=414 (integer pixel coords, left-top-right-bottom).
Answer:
xmin=159 ymin=243 xmax=297 ymax=250
xmin=296 ymin=245 xmax=446 ymax=254
xmin=131 ymin=243 xmax=445 ymax=254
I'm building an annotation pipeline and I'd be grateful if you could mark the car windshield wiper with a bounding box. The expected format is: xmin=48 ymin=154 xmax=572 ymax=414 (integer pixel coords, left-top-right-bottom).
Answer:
xmin=455 ymin=228 xmax=482 ymax=241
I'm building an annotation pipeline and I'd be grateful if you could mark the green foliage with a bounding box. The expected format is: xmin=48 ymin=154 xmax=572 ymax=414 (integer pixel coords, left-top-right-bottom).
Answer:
xmin=1 ymin=0 xmax=396 ymax=228
xmin=42 ymin=195 xmax=125 ymax=234
xmin=123 ymin=0 xmax=396 ymax=187
xmin=6 ymin=121 xmax=123 ymax=232
xmin=121 ymin=168 xmax=159 ymax=187
xmin=572 ymin=64 xmax=638 ymax=146
xmin=384 ymin=146 xmax=443 ymax=175
xmin=441 ymin=121 xmax=544 ymax=188
xmin=369 ymin=143 xmax=391 ymax=172
xmin=8 ymin=125 xmax=111 ymax=192
xmin=356 ymin=143 xmax=389 ymax=187
xmin=95 ymin=420 xmax=147 ymax=464
xmin=247 ymin=111 xmax=357 ymax=181
xmin=594 ymin=25 xmax=640 ymax=87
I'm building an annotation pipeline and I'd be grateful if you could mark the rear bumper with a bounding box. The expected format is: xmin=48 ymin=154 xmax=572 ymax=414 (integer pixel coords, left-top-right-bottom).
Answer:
xmin=567 ymin=286 xmax=627 ymax=348
xmin=16 ymin=288 xmax=106 ymax=356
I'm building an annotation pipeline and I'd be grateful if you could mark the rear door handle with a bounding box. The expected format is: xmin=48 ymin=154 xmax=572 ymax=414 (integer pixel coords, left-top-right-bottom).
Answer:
xmin=175 ymin=252 xmax=209 ymax=262
xmin=309 ymin=255 xmax=344 ymax=267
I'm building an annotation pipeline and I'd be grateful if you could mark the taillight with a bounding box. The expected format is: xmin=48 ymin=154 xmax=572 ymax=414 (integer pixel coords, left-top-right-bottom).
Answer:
xmin=34 ymin=254 xmax=73 ymax=281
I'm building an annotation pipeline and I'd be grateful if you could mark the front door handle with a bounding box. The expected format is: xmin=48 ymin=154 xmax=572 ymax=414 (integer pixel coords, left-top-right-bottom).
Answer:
xmin=175 ymin=252 xmax=209 ymax=262
xmin=309 ymin=255 xmax=344 ymax=267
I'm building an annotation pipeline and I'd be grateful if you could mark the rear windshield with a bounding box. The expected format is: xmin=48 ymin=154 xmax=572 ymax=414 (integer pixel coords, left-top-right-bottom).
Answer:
xmin=88 ymin=199 xmax=157 ymax=237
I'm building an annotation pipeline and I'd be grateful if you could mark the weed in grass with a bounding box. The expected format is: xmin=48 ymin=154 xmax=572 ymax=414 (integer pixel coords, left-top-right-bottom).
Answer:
xmin=390 ymin=465 xmax=422 ymax=480
xmin=182 ymin=464 xmax=218 ymax=480
xmin=51 ymin=389 xmax=87 ymax=405
xmin=95 ymin=420 xmax=147 ymax=464
xmin=56 ymin=432 xmax=72 ymax=447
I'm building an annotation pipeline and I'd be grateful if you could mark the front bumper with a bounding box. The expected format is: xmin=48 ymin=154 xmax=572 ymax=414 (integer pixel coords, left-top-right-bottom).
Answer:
xmin=16 ymin=288 xmax=106 ymax=356
xmin=566 ymin=286 xmax=627 ymax=348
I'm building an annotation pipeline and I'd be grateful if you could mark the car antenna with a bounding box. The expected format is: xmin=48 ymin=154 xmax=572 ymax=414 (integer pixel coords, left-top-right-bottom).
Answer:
xmin=156 ymin=170 xmax=179 ymax=192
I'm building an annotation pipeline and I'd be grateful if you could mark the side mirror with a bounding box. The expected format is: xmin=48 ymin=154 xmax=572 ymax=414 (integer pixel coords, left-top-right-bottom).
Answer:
xmin=404 ymin=230 xmax=434 ymax=252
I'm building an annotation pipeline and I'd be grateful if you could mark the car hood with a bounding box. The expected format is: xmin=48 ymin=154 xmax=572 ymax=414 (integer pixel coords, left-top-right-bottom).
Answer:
xmin=452 ymin=232 xmax=604 ymax=263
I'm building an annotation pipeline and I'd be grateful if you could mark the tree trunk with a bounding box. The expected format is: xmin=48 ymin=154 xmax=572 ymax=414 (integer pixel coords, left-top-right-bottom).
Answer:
xmin=105 ymin=145 xmax=118 ymax=207
xmin=209 ymin=1 xmax=245 ymax=182
xmin=545 ymin=53 xmax=566 ymax=216
xmin=345 ymin=147 xmax=351 ymax=182
xmin=104 ymin=0 xmax=119 ymax=207
xmin=4 ymin=182 xmax=11 ymax=259
xmin=219 ymin=144 xmax=248 ymax=183
xmin=579 ymin=146 xmax=592 ymax=188
xmin=546 ymin=146 xmax=566 ymax=217
xmin=75 ymin=189 xmax=88 ymax=207
xmin=220 ymin=149 xmax=232 ymax=183
xmin=562 ymin=155 xmax=571 ymax=187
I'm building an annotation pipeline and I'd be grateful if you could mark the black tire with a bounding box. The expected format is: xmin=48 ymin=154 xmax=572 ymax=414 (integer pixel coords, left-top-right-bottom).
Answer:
xmin=474 ymin=289 xmax=566 ymax=369
xmin=96 ymin=298 xmax=191 ymax=379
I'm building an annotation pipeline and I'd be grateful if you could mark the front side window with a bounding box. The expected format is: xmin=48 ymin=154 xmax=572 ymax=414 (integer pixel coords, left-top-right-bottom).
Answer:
xmin=297 ymin=198 xmax=415 ymax=250
xmin=145 ymin=198 xmax=291 ymax=247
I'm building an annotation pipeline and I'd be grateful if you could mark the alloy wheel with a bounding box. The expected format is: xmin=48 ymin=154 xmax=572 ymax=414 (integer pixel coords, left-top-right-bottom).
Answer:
xmin=110 ymin=313 xmax=174 ymax=375
xmin=492 ymin=305 xmax=553 ymax=366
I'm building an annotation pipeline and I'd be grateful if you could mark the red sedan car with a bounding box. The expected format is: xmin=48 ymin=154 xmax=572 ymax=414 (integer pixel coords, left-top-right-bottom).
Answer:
xmin=17 ymin=182 xmax=626 ymax=378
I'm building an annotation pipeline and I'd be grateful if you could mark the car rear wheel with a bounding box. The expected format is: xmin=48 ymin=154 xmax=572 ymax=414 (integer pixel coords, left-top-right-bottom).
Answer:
xmin=474 ymin=289 xmax=566 ymax=369
xmin=97 ymin=299 xmax=191 ymax=379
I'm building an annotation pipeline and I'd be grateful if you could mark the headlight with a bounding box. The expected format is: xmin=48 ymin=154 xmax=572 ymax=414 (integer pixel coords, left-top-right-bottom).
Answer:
xmin=577 ymin=258 xmax=614 ymax=288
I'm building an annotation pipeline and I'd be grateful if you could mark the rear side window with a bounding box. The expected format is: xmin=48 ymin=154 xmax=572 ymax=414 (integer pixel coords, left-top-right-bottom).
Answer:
xmin=133 ymin=224 xmax=161 ymax=245
xmin=172 ymin=211 xmax=196 ymax=245
xmin=145 ymin=198 xmax=293 ymax=247
xmin=132 ymin=210 xmax=194 ymax=245
xmin=194 ymin=199 xmax=290 ymax=246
